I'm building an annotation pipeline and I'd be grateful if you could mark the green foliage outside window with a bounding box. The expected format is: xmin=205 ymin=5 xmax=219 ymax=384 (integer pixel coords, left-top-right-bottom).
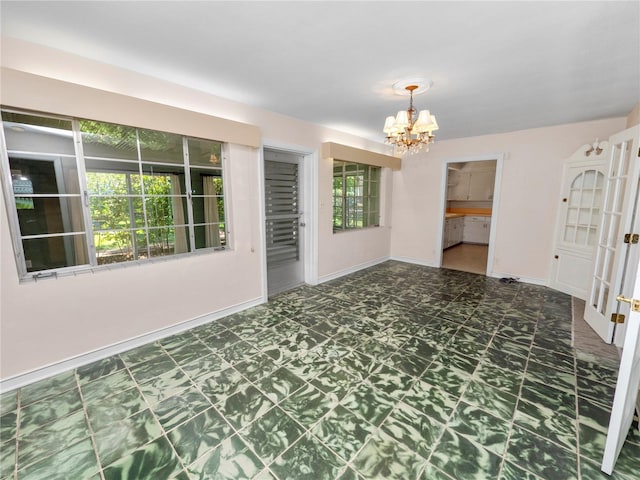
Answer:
xmin=333 ymin=161 xmax=380 ymax=231
xmin=86 ymin=172 xmax=176 ymax=261
xmin=1 ymin=109 xmax=228 ymax=275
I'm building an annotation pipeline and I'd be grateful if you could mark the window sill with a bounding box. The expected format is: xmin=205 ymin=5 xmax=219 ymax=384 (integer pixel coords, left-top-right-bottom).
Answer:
xmin=333 ymin=225 xmax=381 ymax=234
xmin=18 ymin=246 xmax=230 ymax=283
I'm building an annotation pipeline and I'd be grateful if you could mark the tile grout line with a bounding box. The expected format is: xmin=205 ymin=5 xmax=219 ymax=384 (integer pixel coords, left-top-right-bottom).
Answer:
xmin=160 ymin=327 xmax=329 ymax=480
xmin=154 ymin=339 xmax=252 ymax=477
xmin=573 ymin=348 xmax=584 ymax=480
xmin=9 ymin=375 xmax=94 ymax=477
xmin=250 ymin=316 xmax=380 ymax=479
xmin=118 ymin=352 xmax=194 ymax=477
xmin=243 ymin=300 xmax=429 ymax=478
xmin=424 ymin=296 xmax=515 ymax=479
xmin=497 ymin=298 xmax=538 ymax=480
xmin=410 ymin=280 xmax=497 ymax=477
xmin=261 ymin=276 xmax=571 ymax=477
xmin=8 ymin=265 xmax=599 ymax=480
xmin=196 ymin=315 xmax=345 ymax=478
xmin=12 ymin=388 xmax=21 ymax=480
xmin=409 ymin=291 xmax=487 ymax=477
xmin=74 ymin=370 xmax=106 ymax=480
xmin=264 ymin=280 xmax=470 ymax=476
xmin=504 ymin=300 xmax=584 ymax=480
xmin=474 ymin=301 xmax=515 ymax=479
xmin=355 ymin=296 xmax=468 ymax=478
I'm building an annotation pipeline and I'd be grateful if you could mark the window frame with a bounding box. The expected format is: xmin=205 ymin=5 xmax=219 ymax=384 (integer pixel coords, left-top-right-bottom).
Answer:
xmin=0 ymin=108 xmax=231 ymax=280
xmin=332 ymin=160 xmax=381 ymax=232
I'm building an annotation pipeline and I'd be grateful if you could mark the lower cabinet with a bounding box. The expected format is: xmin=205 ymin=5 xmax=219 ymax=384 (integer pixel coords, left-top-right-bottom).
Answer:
xmin=463 ymin=216 xmax=491 ymax=244
xmin=445 ymin=215 xmax=491 ymax=248
xmin=443 ymin=217 xmax=464 ymax=248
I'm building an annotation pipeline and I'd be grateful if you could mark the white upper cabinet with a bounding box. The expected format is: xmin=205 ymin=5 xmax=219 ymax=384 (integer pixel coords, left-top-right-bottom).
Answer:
xmin=447 ymin=164 xmax=496 ymax=201
xmin=467 ymin=170 xmax=495 ymax=201
xmin=448 ymin=171 xmax=470 ymax=200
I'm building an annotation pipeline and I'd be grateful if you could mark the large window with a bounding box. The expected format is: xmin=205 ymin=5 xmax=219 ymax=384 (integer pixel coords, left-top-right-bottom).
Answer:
xmin=1 ymin=110 xmax=227 ymax=278
xmin=333 ymin=160 xmax=380 ymax=231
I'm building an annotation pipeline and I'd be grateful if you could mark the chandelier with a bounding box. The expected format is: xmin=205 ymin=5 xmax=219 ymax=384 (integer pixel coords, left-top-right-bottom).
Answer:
xmin=383 ymin=82 xmax=439 ymax=155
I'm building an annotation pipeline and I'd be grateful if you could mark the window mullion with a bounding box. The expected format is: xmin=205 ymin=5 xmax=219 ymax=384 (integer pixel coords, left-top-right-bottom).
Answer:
xmin=217 ymin=143 xmax=230 ymax=248
xmin=183 ymin=137 xmax=196 ymax=252
xmin=72 ymin=118 xmax=98 ymax=266
xmin=125 ymin=174 xmax=139 ymax=261
xmin=342 ymin=166 xmax=348 ymax=228
xmin=136 ymin=129 xmax=152 ymax=259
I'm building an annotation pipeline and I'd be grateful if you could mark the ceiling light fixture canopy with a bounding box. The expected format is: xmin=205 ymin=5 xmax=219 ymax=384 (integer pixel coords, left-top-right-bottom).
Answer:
xmin=383 ymin=80 xmax=438 ymax=155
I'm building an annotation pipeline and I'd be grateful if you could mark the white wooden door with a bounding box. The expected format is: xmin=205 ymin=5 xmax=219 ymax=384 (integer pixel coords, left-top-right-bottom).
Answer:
xmin=264 ymin=151 xmax=304 ymax=296
xmin=601 ymin=269 xmax=640 ymax=475
xmin=549 ymin=144 xmax=607 ymax=299
xmin=585 ymin=125 xmax=640 ymax=344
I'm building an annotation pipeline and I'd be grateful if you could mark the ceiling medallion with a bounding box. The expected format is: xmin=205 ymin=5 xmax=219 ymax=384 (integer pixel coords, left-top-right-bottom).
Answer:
xmin=383 ymin=78 xmax=438 ymax=155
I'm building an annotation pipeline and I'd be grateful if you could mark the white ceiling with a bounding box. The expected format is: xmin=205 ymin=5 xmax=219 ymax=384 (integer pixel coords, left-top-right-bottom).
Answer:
xmin=1 ymin=1 xmax=639 ymax=143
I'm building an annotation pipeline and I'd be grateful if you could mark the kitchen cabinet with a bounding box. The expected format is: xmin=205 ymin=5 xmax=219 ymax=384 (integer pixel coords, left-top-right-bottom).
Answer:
xmin=467 ymin=171 xmax=495 ymax=201
xmin=448 ymin=171 xmax=470 ymax=200
xmin=448 ymin=169 xmax=495 ymax=201
xmin=463 ymin=216 xmax=491 ymax=244
xmin=443 ymin=216 xmax=464 ymax=248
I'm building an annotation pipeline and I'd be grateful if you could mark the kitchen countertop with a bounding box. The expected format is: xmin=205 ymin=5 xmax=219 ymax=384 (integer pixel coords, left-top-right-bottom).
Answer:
xmin=445 ymin=213 xmax=492 ymax=219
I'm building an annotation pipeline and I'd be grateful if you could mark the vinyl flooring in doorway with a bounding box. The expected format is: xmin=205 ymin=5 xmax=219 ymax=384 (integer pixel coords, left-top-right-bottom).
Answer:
xmin=1 ymin=261 xmax=639 ymax=480
xmin=442 ymin=244 xmax=489 ymax=275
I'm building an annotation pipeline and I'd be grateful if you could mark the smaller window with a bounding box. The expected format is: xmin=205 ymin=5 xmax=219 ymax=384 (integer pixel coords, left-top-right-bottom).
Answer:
xmin=333 ymin=160 xmax=380 ymax=231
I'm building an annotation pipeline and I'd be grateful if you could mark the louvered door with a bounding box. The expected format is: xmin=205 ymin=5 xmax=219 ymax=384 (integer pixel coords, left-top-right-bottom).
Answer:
xmin=264 ymin=154 xmax=304 ymax=295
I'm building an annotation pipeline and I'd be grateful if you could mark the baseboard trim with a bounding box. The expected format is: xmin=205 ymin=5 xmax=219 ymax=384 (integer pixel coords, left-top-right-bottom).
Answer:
xmin=0 ymin=296 xmax=264 ymax=393
xmin=317 ymin=256 xmax=390 ymax=284
xmin=389 ymin=256 xmax=439 ymax=268
xmin=386 ymin=258 xmax=548 ymax=287
xmin=489 ymin=271 xmax=547 ymax=286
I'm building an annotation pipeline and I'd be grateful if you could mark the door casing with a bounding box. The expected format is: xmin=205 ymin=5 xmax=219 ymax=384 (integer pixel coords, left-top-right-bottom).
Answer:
xmin=437 ymin=153 xmax=504 ymax=276
xmin=260 ymin=142 xmax=317 ymax=300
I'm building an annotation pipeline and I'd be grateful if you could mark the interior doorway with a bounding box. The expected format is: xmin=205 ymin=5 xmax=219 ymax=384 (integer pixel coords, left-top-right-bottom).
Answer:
xmin=442 ymin=244 xmax=488 ymax=275
xmin=437 ymin=155 xmax=503 ymax=276
xmin=263 ymin=148 xmax=306 ymax=296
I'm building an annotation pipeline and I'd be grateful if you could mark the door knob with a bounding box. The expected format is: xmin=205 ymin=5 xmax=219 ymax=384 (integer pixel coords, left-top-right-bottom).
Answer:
xmin=616 ymin=294 xmax=640 ymax=312
xmin=616 ymin=294 xmax=632 ymax=303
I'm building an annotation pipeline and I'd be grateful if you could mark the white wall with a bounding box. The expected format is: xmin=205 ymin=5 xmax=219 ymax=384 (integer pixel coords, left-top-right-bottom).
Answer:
xmin=0 ymin=144 xmax=265 ymax=378
xmin=390 ymin=118 xmax=627 ymax=282
xmin=317 ymin=156 xmax=392 ymax=281
xmin=0 ymin=38 xmax=393 ymax=382
xmin=0 ymin=37 xmax=631 ymax=383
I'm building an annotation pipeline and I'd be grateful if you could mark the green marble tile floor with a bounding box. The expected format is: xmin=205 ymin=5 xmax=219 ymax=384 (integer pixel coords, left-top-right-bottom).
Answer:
xmin=1 ymin=261 xmax=639 ymax=479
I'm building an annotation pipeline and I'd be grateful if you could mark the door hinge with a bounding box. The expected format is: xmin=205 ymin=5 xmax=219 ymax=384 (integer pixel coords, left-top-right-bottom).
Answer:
xmin=616 ymin=294 xmax=640 ymax=312
xmin=611 ymin=313 xmax=625 ymax=324
xmin=623 ymin=233 xmax=639 ymax=244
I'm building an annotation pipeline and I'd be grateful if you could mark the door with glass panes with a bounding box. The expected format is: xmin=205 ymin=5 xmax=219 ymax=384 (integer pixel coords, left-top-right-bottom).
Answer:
xmin=586 ymin=124 xmax=640 ymax=345
xmin=550 ymin=144 xmax=607 ymax=299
